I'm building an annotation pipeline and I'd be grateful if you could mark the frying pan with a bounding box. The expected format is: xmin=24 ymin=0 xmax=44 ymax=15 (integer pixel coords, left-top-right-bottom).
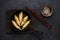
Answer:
xmin=8 ymin=9 xmax=32 ymax=32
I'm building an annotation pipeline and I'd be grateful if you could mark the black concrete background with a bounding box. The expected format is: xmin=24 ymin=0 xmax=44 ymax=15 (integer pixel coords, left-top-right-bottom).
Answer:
xmin=0 ymin=0 xmax=60 ymax=40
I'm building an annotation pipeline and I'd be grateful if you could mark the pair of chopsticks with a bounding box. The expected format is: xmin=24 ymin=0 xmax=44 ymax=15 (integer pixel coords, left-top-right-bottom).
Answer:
xmin=25 ymin=7 xmax=52 ymax=29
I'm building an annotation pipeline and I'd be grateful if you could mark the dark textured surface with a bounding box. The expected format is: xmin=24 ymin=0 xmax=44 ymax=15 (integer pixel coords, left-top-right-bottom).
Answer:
xmin=0 ymin=0 xmax=60 ymax=40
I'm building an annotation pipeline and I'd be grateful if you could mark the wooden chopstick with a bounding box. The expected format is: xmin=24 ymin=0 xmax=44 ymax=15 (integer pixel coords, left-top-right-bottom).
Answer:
xmin=25 ymin=7 xmax=52 ymax=29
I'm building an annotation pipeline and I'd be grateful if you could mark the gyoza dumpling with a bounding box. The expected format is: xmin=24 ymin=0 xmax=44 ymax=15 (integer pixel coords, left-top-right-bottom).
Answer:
xmin=21 ymin=16 xmax=28 ymax=26
xmin=22 ymin=20 xmax=31 ymax=30
xmin=19 ymin=12 xmax=23 ymax=26
xmin=12 ymin=20 xmax=21 ymax=30
xmin=14 ymin=15 xmax=20 ymax=26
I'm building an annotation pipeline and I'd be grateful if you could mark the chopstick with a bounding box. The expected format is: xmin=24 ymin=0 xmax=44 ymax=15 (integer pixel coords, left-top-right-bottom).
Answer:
xmin=25 ymin=7 xmax=52 ymax=29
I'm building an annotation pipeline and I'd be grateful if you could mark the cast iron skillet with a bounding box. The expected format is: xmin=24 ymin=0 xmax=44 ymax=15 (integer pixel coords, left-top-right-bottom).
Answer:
xmin=9 ymin=9 xmax=32 ymax=32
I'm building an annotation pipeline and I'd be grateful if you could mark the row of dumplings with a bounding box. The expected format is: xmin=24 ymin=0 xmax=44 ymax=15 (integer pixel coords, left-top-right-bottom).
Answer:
xmin=12 ymin=12 xmax=31 ymax=31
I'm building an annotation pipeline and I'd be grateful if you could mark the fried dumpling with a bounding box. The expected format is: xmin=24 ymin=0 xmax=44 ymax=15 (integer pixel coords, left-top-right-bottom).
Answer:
xmin=19 ymin=12 xmax=23 ymax=26
xmin=22 ymin=20 xmax=31 ymax=30
xmin=12 ymin=20 xmax=21 ymax=30
xmin=21 ymin=16 xmax=28 ymax=26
